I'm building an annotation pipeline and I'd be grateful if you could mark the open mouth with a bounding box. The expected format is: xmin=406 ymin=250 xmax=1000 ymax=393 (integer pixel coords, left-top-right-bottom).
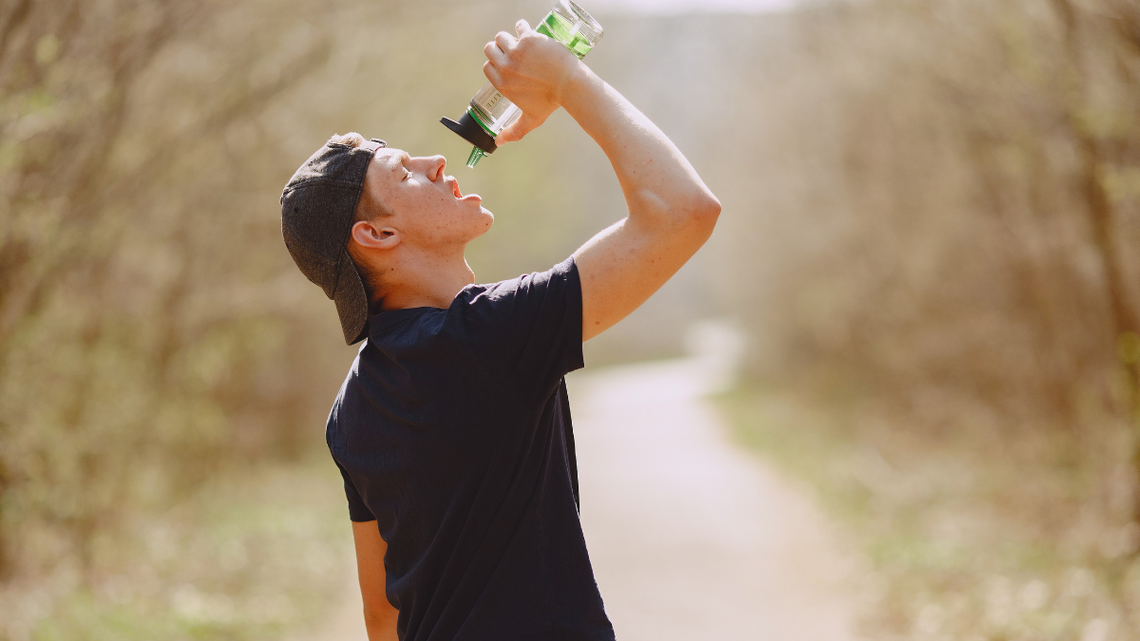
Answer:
xmin=447 ymin=175 xmax=480 ymax=202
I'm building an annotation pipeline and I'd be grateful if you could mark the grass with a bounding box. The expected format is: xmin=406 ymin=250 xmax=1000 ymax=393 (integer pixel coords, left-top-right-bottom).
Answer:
xmin=0 ymin=453 xmax=355 ymax=641
xmin=717 ymin=383 xmax=1140 ymax=641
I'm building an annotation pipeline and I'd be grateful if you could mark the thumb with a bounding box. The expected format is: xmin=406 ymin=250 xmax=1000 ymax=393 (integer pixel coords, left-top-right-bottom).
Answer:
xmin=496 ymin=112 xmax=545 ymax=145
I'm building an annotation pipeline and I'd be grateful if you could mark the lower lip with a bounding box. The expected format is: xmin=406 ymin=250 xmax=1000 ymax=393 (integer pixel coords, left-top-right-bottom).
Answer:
xmin=460 ymin=193 xmax=481 ymax=202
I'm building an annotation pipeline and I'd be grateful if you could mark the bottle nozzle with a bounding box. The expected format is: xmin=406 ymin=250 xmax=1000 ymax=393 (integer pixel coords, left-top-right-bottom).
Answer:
xmin=442 ymin=113 xmax=497 ymax=168
xmin=466 ymin=146 xmax=489 ymax=168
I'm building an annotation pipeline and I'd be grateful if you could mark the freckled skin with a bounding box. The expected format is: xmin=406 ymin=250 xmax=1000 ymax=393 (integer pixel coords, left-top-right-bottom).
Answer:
xmin=348 ymin=150 xmax=493 ymax=313
xmin=367 ymin=150 xmax=494 ymax=248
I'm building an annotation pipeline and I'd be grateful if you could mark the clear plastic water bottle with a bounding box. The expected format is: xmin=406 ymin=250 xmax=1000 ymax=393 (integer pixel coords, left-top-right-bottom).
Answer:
xmin=441 ymin=0 xmax=604 ymax=168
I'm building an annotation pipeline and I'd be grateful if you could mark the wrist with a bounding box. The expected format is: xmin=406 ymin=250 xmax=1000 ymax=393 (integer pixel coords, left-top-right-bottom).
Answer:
xmin=558 ymin=62 xmax=597 ymax=113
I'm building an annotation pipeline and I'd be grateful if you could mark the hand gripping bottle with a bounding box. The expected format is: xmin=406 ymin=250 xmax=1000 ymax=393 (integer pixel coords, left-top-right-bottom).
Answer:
xmin=441 ymin=0 xmax=603 ymax=168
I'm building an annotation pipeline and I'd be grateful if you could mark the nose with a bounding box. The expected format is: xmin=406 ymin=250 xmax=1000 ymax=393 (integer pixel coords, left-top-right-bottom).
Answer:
xmin=426 ymin=155 xmax=446 ymax=181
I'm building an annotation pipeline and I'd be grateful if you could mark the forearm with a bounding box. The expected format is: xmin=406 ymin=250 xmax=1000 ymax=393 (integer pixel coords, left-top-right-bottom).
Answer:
xmin=352 ymin=520 xmax=398 ymax=641
xmin=559 ymin=64 xmax=719 ymax=224
xmin=364 ymin=610 xmax=398 ymax=641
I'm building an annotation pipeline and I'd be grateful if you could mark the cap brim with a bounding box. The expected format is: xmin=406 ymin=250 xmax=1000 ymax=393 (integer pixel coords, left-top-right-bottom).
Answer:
xmin=332 ymin=247 xmax=370 ymax=345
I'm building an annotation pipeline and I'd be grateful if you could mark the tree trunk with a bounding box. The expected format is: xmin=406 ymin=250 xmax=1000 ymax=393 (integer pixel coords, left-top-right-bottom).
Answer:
xmin=1052 ymin=0 xmax=1140 ymax=525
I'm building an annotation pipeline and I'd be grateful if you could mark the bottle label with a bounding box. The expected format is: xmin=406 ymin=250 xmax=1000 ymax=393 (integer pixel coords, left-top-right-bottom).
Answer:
xmin=471 ymin=83 xmax=513 ymax=122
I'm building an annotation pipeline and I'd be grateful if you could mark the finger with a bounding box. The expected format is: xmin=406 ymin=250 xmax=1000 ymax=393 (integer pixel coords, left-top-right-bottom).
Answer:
xmin=495 ymin=119 xmax=529 ymax=145
xmin=484 ymin=40 xmax=507 ymax=64
xmin=482 ymin=60 xmax=502 ymax=86
xmin=494 ymin=30 xmax=517 ymax=53
xmin=515 ymin=19 xmax=532 ymax=38
xmin=496 ymin=113 xmax=544 ymax=145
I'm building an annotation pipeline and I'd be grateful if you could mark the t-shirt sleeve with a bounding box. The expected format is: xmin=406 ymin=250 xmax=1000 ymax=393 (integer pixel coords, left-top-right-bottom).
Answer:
xmin=461 ymin=255 xmax=584 ymax=406
xmin=335 ymin=459 xmax=376 ymax=522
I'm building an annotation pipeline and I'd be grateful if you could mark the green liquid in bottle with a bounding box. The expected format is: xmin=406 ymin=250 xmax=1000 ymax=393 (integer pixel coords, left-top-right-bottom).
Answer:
xmin=537 ymin=11 xmax=595 ymax=59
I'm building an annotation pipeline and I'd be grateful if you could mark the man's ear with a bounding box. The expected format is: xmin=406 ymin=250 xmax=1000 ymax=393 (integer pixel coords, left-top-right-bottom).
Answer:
xmin=350 ymin=220 xmax=400 ymax=250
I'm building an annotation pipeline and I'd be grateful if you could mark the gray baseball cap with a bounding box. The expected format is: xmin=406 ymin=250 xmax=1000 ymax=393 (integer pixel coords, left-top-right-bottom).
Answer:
xmin=280 ymin=136 xmax=386 ymax=345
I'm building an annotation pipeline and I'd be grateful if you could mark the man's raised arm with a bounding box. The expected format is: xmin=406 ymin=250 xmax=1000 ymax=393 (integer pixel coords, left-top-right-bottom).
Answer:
xmin=484 ymin=20 xmax=721 ymax=341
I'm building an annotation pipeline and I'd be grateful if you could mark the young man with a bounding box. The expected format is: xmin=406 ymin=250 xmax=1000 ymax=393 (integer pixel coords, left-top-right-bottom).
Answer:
xmin=280 ymin=19 xmax=719 ymax=641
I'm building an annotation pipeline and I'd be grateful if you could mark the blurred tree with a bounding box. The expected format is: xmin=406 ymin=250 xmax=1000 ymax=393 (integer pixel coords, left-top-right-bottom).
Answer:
xmin=1048 ymin=0 xmax=1140 ymax=520
xmin=743 ymin=0 xmax=1140 ymax=520
xmin=0 ymin=0 xmax=346 ymax=582
xmin=0 ymin=0 xmax=590 ymax=605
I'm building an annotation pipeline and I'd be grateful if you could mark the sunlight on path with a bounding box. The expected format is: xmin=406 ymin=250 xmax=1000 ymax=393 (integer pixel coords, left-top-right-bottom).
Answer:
xmin=568 ymin=341 xmax=857 ymax=640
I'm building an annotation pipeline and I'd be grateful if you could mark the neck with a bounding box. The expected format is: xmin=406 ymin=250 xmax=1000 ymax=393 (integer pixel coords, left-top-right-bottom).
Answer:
xmin=374 ymin=248 xmax=474 ymax=313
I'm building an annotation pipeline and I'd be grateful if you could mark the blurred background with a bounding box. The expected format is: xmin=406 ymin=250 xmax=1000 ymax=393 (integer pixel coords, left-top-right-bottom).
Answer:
xmin=3 ymin=0 xmax=1140 ymax=638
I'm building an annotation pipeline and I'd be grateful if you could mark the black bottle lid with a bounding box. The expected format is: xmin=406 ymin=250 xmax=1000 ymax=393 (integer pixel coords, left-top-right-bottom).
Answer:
xmin=441 ymin=111 xmax=497 ymax=155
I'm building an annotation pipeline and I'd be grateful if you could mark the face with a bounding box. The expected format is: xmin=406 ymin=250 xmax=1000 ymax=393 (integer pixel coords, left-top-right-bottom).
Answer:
xmin=363 ymin=148 xmax=493 ymax=249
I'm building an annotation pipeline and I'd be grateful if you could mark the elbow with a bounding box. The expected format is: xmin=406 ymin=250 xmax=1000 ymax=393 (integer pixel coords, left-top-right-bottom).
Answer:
xmin=633 ymin=187 xmax=720 ymax=235
xmin=661 ymin=189 xmax=719 ymax=244
xmin=699 ymin=192 xmax=721 ymax=223
xmin=688 ymin=190 xmax=721 ymax=236
xmin=363 ymin=603 xmax=398 ymax=634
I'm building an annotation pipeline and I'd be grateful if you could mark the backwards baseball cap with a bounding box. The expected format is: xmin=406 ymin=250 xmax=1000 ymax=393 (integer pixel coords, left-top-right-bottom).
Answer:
xmin=280 ymin=135 xmax=386 ymax=345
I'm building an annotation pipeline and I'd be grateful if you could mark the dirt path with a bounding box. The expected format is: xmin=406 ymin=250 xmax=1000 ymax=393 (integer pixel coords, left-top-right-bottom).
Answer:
xmin=569 ymin=357 xmax=857 ymax=640
xmin=301 ymin=348 xmax=858 ymax=641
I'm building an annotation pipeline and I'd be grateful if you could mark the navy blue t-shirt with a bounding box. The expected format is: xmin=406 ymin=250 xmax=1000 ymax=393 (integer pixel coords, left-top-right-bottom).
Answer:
xmin=326 ymin=257 xmax=615 ymax=641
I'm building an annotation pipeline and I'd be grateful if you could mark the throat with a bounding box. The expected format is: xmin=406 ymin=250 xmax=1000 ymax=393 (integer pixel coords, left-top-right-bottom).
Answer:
xmin=378 ymin=254 xmax=475 ymax=312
